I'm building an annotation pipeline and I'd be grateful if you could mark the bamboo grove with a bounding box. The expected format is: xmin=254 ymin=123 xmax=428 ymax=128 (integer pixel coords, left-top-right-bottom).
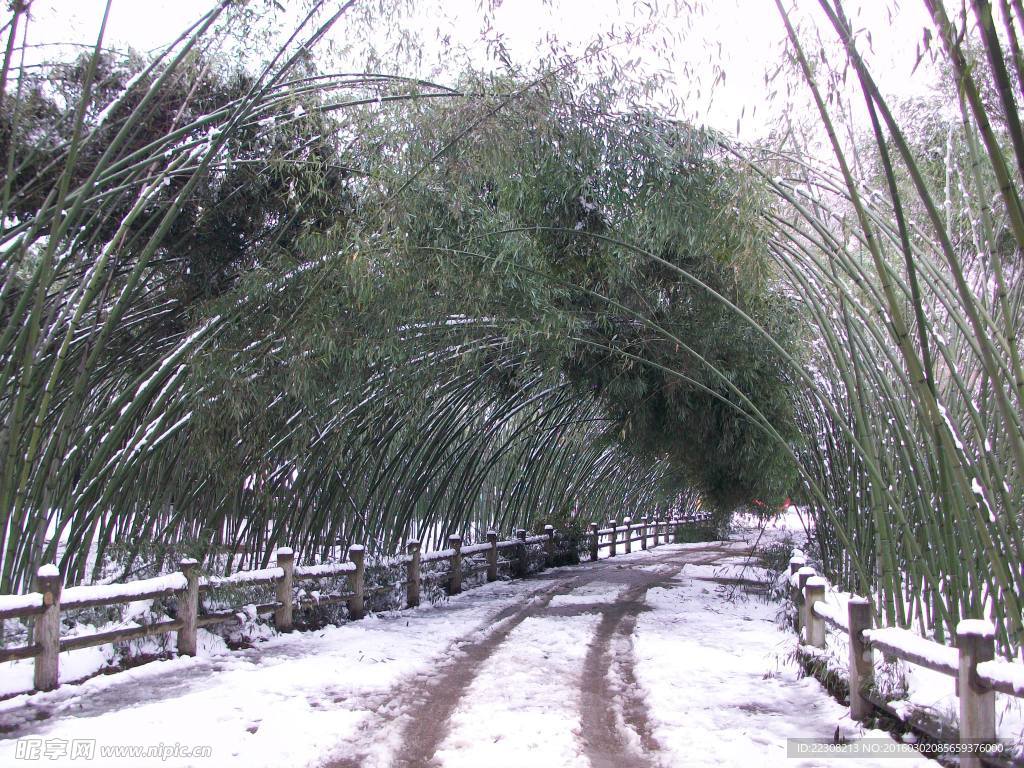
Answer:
xmin=2 ymin=0 xmax=1024 ymax=656
xmin=755 ymin=0 xmax=1024 ymax=656
xmin=0 ymin=1 xmax=774 ymax=595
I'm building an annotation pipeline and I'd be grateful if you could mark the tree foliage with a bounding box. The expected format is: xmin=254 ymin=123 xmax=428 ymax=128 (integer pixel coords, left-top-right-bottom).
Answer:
xmin=0 ymin=2 xmax=800 ymax=596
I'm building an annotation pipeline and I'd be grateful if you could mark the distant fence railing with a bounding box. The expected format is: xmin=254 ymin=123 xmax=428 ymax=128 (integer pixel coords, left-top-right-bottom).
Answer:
xmin=591 ymin=513 xmax=712 ymax=559
xmin=788 ymin=551 xmax=1024 ymax=768
xmin=0 ymin=514 xmax=708 ymax=694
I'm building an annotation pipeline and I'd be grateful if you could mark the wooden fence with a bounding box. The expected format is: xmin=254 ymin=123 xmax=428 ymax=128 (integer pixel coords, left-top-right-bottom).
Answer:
xmin=0 ymin=514 xmax=707 ymax=694
xmin=789 ymin=552 xmax=1024 ymax=768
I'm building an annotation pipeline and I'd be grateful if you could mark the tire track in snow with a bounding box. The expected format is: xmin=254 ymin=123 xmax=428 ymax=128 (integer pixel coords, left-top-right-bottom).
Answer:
xmin=577 ymin=548 xmax=751 ymax=768
xmin=579 ymin=575 xmax=669 ymax=768
xmin=326 ymin=573 xmax=583 ymax=768
xmin=430 ymin=609 xmax=601 ymax=767
xmin=326 ymin=545 xmax=750 ymax=768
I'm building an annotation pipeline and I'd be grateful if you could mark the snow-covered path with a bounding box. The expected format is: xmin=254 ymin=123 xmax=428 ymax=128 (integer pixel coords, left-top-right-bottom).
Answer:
xmin=0 ymin=541 xmax=929 ymax=767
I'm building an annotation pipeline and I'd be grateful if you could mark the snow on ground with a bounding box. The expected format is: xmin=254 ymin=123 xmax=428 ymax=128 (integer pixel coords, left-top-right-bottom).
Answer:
xmin=683 ymin=561 xmax=774 ymax=583
xmin=0 ymin=605 xmax=229 ymax=698
xmin=633 ymin=565 xmax=931 ymax=767
xmin=0 ymin=578 xmax=562 ymax=768
xmin=0 ymin=520 xmax=938 ymax=767
xmin=548 ymin=581 xmax=624 ymax=605
xmin=431 ymin=614 xmax=600 ymax=768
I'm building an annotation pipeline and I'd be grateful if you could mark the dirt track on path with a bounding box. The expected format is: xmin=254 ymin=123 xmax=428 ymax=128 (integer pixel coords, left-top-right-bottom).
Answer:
xmin=328 ymin=542 xmax=751 ymax=768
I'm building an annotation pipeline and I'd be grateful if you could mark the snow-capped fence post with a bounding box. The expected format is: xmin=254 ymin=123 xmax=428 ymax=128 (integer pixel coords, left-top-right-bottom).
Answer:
xmin=33 ymin=564 xmax=62 ymax=691
xmin=623 ymin=517 xmax=632 ymax=554
xmin=448 ymin=535 xmax=462 ymax=595
xmin=177 ymin=558 xmax=199 ymax=655
xmin=608 ymin=521 xmax=617 ymax=557
xmin=406 ymin=540 xmax=421 ymax=607
xmin=544 ymin=525 xmax=555 ymax=566
xmin=803 ymin=577 xmax=827 ymax=648
xmin=957 ymin=620 xmax=996 ymax=767
xmin=674 ymin=519 xmax=683 ymax=544
xmin=589 ymin=523 xmax=599 ymax=561
xmin=274 ymin=547 xmax=294 ymax=632
xmin=486 ymin=532 xmax=498 ymax=581
xmin=641 ymin=517 xmax=649 ymax=550
xmin=788 ymin=554 xmax=805 ymax=578
xmin=515 ymin=529 xmax=528 ymax=577
xmin=847 ymin=597 xmax=873 ymax=721
xmin=795 ymin=567 xmax=815 ymax=636
xmin=347 ymin=545 xmax=365 ymax=620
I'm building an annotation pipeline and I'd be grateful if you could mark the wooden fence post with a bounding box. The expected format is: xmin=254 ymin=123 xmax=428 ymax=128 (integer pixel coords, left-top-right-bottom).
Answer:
xmin=609 ymin=520 xmax=617 ymax=557
xmin=674 ymin=518 xmax=683 ymax=544
xmin=274 ymin=547 xmax=294 ymax=632
xmin=589 ymin=523 xmax=599 ymax=561
xmin=177 ymin=558 xmax=199 ymax=655
xmin=788 ymin=555 xmax=806 ymax=632
xmin=847 ymin=597 xmax=873 ymax=721
xmin=33 ymin=564 xmax=62 ymax=692
xmin=796 ymin=567 xmax=815 ymax=637
xmin=515 ymin=529 xmax=528 ymax=577
xmin=448 ymin=535 xmax=462 ymax=595
xmin=623 ymin=517 xmax=632 ymax=554
xmin=804 ymin=577 xmax=827 ymax=648
xmin=957 ymin=620 xmax=996 ymax=767
xmin=406 ymin=540 xmax=421 ymax=607
xmin=544 ymin=525 xmax=555 ymax=566
xmin=641 ymin=517 xmax=649 ymax=550
xmin=348 ymin=545 xmax=365 ymax=620
xmin=486 ymin=532 xmax=498 ymax=581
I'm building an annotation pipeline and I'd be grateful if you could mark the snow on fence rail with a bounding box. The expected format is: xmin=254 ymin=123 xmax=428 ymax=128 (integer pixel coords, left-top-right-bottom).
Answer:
xmin=788 ymin=551 xmax=1024 ymax=768
xmin=61 ymin=573 xmax=188 ymax=609
xmin=0 ymin=515 xmax=702 ymax=694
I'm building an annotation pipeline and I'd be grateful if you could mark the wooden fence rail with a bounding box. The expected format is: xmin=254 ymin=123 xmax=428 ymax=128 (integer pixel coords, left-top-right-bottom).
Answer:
xmin=788 ymin=551 xmax=1024 ymax=768
xmin=593 ymin=512 xmax=712 ymax=559
xmin=0 ymin=515 xmax=707 ymax=693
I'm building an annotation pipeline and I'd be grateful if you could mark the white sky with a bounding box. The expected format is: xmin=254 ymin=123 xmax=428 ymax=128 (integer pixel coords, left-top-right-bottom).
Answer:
xmin=15 ymin=0 xmax=938 ymax=140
